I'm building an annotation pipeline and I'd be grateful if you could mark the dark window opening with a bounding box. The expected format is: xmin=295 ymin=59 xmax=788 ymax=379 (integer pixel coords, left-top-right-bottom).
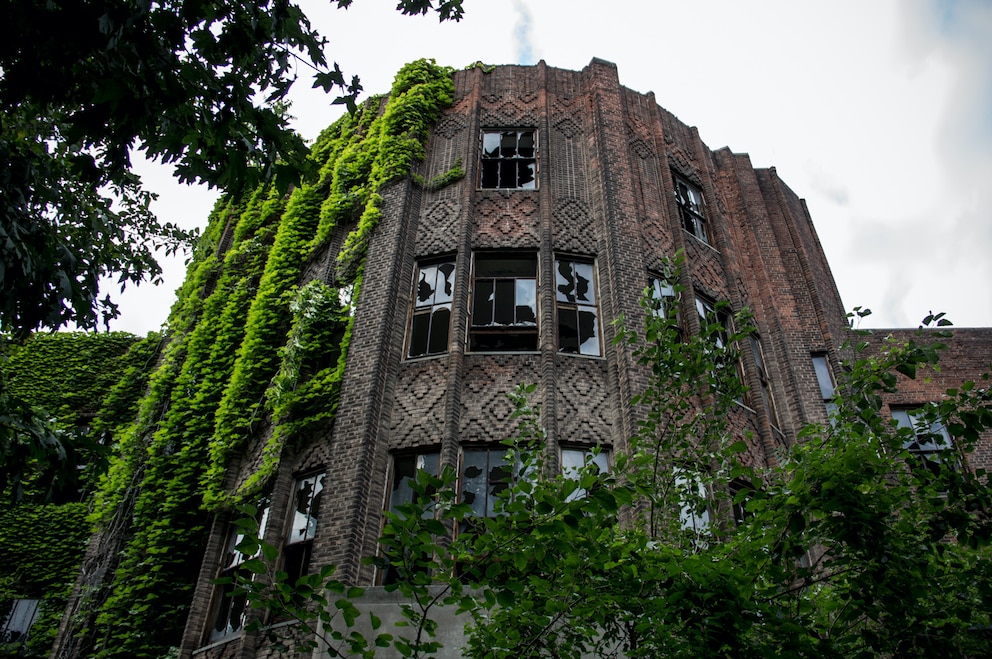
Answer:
xmin=556 ymin=258 xmax=600 ymax=356
xmin=470 ymin=254 xmax=538 ymax=351
xmin=408 ymin=259 xmax=456 ymax=358
xmin=673 ymin=175 xmax=707 ymax=243
xmin=481 ymin=130 xmax=537 ymax=189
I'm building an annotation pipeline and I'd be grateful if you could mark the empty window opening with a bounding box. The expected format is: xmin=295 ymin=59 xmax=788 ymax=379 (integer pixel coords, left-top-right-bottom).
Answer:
xmin=481 ymin=130 xmax=537 ymax=189
xmin=470 ymin=253 xmax=538 ymax=351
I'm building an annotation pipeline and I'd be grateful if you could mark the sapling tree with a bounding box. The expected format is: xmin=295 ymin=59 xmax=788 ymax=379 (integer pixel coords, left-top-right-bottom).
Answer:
xmin=226 ymin=274 xmax=992 ymax=657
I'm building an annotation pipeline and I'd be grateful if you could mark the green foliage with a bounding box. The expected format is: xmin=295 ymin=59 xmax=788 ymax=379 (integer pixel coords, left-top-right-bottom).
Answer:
xmin=424 ymin=158 xmax=465 ymax=191
xmin=82 ymin=60 xmax=455 ymax=658
xmin=222 ymin=292 xmax=992 ymax=658
xmin=0 ymin=332 xmax=155 ymax=503
xmin=0 ymin=503 xmax=90 ymax=657
xmin=0 ymin=0 xmax=464 ymax=336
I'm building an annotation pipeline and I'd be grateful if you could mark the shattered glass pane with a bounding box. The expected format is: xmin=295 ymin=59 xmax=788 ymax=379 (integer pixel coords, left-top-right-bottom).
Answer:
xmin=390 ymin=452 xmax=440 ymax=516
xmin=435 ymin=262 xmax=455 ymax=304
xmin=558 ymin=309 xmax=579 ymax=353
xmin=409 ymin=311 xmax=430 ymax=357
xmin=577 ymin=308 xmax=599 ymax=355
xmin=518 ymin=162 xmax=536 ymax=189
xmin=461 ymin=451 xmax=488 ymax=517
xmin=482 ymin=132 xmax=501 ymax=158
xmin=416 ymin=264 xmax=438 ymax=307
xmin=288 ymin=473 xmax=324 ymax=545
xmin=573 ymin=262 xmax=594 ymax=303
xmin=556 ymin=260 xmax=575 ymax=303
xmin=515 ymin=279 xmax=536 ymax=324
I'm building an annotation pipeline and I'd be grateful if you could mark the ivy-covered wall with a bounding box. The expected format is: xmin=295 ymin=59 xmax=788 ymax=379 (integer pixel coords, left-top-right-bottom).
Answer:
xmin=0 ymin=332 xmax=160 ymax=658
xmin=66 ymin=59 xmax=455 ymax=659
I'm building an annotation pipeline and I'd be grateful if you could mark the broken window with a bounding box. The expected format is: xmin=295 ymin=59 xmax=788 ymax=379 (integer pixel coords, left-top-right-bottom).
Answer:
xmin=561 ymin=447 xmax=610 ymax=502
xmin=211 ymin=502 xmax=270 ymax=641
xmin=556 ymin=257 xmax=600 ymax=356
xmin=892 ymin=408 xmax=957 ymax=477
xmin=460 ymin=449 xmax=513 ymax=519
xmin=750 ymin=335 xmax=780 ymax=427
xmin=381 ymin=452 xmax=440 ymax=585
xmin=481 ymin=130 xmax=537 ymax=189
xmin=283 ymin=473 xmax=324 ymax=584
xmin=673 ymin=174 xmax=707 ymax=243
xmin=647 ymin=274 xmax=682 ymax=337
xmin=811 ymin=353 xmax=838 ymax=420
xmin=408 ymin=259 xmax=456 ymax=358
xmin=674 ymin=467 xmax=711 ymax=539
xmin=1 ymin=599 xmax=39 ymax=647
xmin=470 ymin=253 xmax=538 ymax=351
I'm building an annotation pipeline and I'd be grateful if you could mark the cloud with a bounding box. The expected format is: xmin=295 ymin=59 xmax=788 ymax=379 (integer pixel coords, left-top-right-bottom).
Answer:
xmin=513 ymin=1 xmax=535 ymax=65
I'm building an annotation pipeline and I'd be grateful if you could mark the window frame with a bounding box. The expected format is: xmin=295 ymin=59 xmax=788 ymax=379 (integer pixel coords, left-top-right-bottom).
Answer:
xmin=673 ymin=174 xmax=708 ymax=243
xmin=210 ymin=502 xmax=270 ymax=641
xmin=560 ymin=446 xmax=610 ymax=502
xmin=647 ymin=273 xmax=683 ymax=338
xmin=749 ymin=335 xmax=780 ymax=428
xmin=811 ymin=353 xmax=838 ymax=420
xmin=554 ymin=256 xmax=602 ymax=356
xmin=407 ymin=257 xmax=456 ymax=359
xmin=468 ymin=252 xmax=539 ymax=353
xmin=891 ymin=407 xmax=958 ymax=476
xmin=380 ymin=451 xmax=442 ymax=585
xmin=283 ymin=472 xmax=325 ymax=584
xmin=480 ymin=129 xmax=538 ymax=190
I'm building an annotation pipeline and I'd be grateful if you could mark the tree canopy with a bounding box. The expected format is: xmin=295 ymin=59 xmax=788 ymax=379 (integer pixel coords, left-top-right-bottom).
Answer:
xmin=0 ymin=0 xmax=463 ymax=336
xmin=231 ymin=285 xmax=992 ymax=658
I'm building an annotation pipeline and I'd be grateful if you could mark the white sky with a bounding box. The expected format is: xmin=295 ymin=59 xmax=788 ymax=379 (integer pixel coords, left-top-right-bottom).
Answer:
xmin=113 ymin=0 xmax=992 ymax=334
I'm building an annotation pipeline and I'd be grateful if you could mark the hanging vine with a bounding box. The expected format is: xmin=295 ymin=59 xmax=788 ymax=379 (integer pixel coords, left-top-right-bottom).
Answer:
xmin=80 ymin=59 xmax=455 ymax=659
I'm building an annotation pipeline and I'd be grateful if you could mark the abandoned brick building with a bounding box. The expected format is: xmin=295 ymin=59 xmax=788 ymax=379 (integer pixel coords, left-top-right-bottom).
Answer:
xmin=48 ymin=58 xmax=992 ymax=659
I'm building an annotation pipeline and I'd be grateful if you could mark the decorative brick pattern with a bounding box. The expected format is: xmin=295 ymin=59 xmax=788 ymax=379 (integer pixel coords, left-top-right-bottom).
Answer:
xmin=551 ymin=198 xmax=598 ymax=254
xmin=472 ymin=192 xmax=540 ymax=248
xmin=459 ymin=354 xmax=541 ymax=443
xmin=388 ymin=359 xmax=448 ymax=449
xmin=555 ymin=357 xmax=614 ymax=444
xmin=416 ymin=200 xmax=462 ymax=255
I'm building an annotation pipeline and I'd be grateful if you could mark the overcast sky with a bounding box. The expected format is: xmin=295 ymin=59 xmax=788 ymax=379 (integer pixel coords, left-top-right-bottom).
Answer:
xmin=114 ymin=0 xmax=992 ymax=335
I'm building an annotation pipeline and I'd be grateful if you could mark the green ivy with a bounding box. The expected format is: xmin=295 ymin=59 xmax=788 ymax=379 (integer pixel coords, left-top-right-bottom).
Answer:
xmin=82 ymin=59 xmax=454 ymax=659
xmin=0 ymin=503 xmax=90 ymax=658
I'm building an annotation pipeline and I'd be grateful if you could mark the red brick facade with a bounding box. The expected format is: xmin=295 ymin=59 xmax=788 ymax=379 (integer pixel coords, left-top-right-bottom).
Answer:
xmin=124 ymin=59 xmax=988 ymax=658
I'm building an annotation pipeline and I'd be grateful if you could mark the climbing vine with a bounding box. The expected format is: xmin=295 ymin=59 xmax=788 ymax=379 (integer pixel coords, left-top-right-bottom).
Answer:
xmin=80 ymin=59 xmax=454 ymax=658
